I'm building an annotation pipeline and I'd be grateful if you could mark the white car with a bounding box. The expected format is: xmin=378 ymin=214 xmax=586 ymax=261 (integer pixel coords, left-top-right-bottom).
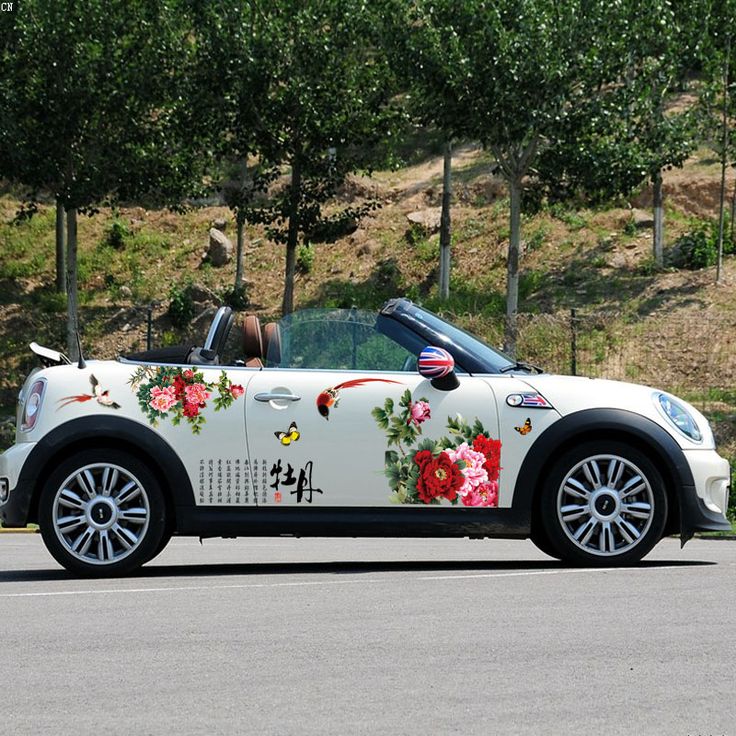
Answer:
xmin=0 ymin=299 xmax=730 ymax=576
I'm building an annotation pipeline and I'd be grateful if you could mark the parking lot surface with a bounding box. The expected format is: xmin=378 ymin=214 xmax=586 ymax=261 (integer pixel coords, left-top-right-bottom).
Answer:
xmin=0 ymin=534 xmax=734 ymax=735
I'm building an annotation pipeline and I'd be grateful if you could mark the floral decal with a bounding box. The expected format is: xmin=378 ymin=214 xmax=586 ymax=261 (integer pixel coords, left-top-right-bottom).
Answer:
xmin=372 ymin=390 xmax=501 ymax=507
xmin=129 ymin=366 xmax=244 ymax=434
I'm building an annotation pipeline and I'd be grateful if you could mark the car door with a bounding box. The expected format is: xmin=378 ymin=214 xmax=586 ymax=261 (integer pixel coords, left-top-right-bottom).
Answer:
xmin=244 ymin=369 xmax=499 ymax=507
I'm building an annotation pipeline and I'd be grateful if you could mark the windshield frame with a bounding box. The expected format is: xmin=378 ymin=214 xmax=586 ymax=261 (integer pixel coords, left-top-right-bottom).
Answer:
xmin=381 ymin=299 xmax=516 ymax=374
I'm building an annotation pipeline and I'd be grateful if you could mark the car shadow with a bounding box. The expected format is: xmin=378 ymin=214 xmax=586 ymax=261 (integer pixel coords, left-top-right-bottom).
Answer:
xmin=0 ymin=558 xmax=717 ymax=584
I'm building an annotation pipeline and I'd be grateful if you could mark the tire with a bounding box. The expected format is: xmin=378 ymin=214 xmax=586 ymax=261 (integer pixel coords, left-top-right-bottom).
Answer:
xmin=39 ymin=448 xmax=166 ymax=577
xmin=540 ymin=440 xmax=668 ymax=566
xmin=530 ymin=523 xmax=562 ymax=560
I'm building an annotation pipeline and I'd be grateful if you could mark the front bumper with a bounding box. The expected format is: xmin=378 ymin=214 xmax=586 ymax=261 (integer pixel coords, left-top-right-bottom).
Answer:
xmin=0 ymin=442 xmax=37 ymax=527
xmin=680 ymin=448 xmax=731 ymax=542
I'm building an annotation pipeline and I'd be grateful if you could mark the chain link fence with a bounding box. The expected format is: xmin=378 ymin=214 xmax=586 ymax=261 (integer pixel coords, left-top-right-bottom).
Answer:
xmin=512 ymin=310 xmax=736 ymax=409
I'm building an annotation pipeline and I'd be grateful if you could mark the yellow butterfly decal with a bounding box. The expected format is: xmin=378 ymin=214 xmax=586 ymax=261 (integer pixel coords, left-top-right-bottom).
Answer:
xmin=514 ymin=417 xmax=532 ymax=436
xmin=275 ymin=421 xmax=301 ymax=446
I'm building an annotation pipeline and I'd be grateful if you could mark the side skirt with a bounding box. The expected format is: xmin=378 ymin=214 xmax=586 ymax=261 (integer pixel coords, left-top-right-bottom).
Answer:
xmin=176 ymin=506 xmax=530 ymax=540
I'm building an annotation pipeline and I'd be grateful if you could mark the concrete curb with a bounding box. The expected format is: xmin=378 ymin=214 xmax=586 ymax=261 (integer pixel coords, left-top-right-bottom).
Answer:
xmin=0 ymin=527 xmax=38 ymax=534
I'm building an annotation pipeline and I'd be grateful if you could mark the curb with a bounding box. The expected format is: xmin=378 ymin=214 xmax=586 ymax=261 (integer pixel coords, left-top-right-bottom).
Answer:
xmin=0 ymin=527 xmax=38 ymax=534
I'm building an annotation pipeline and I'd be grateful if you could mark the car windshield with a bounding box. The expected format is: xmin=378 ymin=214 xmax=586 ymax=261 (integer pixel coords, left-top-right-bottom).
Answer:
xmin=394 ymin=302 xmax=516 ymax=373
xmin=269 ymin=308 xmax=420 ymax=371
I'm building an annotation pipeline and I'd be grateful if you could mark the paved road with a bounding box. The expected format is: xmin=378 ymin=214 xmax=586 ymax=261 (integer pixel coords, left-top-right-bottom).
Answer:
xmin=0 ymin=535 xmax=733 ymax=736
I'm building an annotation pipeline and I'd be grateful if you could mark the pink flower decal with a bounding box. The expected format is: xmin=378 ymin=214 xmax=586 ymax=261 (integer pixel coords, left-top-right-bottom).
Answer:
xmin=184 ymin=383 xmax=211 ymax=405
xmin=407 ymin=400 xmax=431 ymax=426
xmin=461 ymin=480 xmax=499 ymax=507
xmin=447 ymin=442 xmax=489 ymax=498
xmin=230 ymin=384 xmax=245 ymax=399
xmin=149 ymin=385 xmax=177 ymax=413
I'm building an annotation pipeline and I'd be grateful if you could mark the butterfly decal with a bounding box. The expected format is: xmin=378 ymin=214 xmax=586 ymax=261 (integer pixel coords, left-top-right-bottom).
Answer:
xmin=275 ymin=421 xmax=301 ymax=446
xmin=514 ymin=417 xmax=532 ymax=435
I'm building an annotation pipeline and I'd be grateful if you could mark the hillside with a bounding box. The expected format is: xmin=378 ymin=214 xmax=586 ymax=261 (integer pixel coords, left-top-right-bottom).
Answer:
xmin=1 ymin=143 xmax=735 ymax=465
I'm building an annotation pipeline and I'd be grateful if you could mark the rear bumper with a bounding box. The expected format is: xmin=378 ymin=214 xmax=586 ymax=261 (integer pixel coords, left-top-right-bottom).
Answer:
xmin=0 ymin=443 xmax=36 ymax=527
xmin=680 ymin=449 xmax=731 ymax=542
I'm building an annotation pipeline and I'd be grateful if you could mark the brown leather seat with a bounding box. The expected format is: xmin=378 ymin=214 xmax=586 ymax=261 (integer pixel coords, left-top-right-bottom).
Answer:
xmin=243 ymin=314 xmax=264 ymax=368
xmin=263 ymin=322 xmax=282 ymax=365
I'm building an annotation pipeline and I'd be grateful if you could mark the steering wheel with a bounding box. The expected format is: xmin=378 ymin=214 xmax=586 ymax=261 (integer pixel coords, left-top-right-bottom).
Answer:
xmin=188 ymin=306 xmax=234 ymax=365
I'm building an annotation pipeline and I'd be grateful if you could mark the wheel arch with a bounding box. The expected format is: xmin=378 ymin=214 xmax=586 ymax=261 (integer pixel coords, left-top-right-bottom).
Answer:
xmin=21 ymin=416 xmax=194 ymax=529
xmin=514 ymin=408 xmax=692 ymax=539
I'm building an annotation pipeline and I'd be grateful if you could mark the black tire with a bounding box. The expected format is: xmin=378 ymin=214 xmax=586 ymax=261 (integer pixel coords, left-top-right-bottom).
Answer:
xmin=530 ymin=522 xmax=562 ymax=560
xmin=39 ymin=448 xmax=166 ymax=577
xmin=540 ymin=440 xmax=668 ymax=566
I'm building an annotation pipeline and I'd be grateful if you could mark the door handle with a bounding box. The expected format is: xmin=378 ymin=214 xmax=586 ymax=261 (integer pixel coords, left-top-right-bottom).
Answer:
xmin=254 ymin=392 xmax=301 ymax=402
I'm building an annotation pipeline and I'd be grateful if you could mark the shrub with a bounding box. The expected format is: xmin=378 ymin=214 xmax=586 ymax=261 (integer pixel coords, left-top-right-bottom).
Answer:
xmin=296 ymin=244 xmax=314 ymax=274
xmin=168 ymin=283 xmax=195 ymax=328
xmin=222 ymin=284 xmax=248 ymax=311
xmin=670 ymin=217 xmax=735 ymax=270
xmin=106 ymin=218 xmax=130 ymax=250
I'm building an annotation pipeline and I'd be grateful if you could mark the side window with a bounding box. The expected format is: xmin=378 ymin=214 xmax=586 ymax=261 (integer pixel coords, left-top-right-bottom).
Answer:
xmin=274 ymin=312 xmax=417 ymax=371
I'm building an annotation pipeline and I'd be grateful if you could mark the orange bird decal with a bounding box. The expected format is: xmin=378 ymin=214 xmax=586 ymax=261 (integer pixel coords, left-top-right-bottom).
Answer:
xmin=58 ymin=374 xmax=121 ymax=410
xmin=316 ymin=378 xmax=402 ymax=420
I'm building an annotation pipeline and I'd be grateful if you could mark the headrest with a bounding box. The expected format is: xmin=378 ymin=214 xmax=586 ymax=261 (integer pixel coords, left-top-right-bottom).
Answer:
xmin=263 ymin=322 xmax=282 ymax=365
xmin=243 ymin=314 xmax=263 ymax=359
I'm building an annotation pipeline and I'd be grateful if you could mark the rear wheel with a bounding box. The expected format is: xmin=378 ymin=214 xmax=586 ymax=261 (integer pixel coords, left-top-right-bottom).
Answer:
xmin=540 ymin=441 xmax=667 ymax=565
xmin=39 ymin=449 xmax=166 ymax=576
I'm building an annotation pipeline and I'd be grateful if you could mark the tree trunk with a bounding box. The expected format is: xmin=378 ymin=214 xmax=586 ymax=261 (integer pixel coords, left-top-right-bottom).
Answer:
xmin=439 ymin=141 xmax=452 ymax=300
xmin=504 ymin=176 xmax=522 ymax=358
xmin=235 ymin=214 xmax=245 ymax=290
xmin=55 ymin=199 xmax=66 ymax=293
xmin=65 ymin=207 xmax=79 ymax=360
xmin=652 ymin=170 xmax=664 ymax=268
xmin=716 ymin=36 xmax=730 ymax=283
xmin=282 ymin=157 xmax=302 ymax=316
xmin=730 ymin=177 xmax=736 ymax=246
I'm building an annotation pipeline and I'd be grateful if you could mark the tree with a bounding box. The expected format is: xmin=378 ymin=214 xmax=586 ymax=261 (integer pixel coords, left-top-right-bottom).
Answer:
xmin=387 ymin=2 xmax=475 ymax=300
xmin=234 ymin=0 xmax=400 ymax=315
xmin=0 ymin=0 xmax=201 ymax=356
xmin=698 ymin=0 xmax=736 ymax=281
xmin=405 ymin=0 xmax=639 ymax=355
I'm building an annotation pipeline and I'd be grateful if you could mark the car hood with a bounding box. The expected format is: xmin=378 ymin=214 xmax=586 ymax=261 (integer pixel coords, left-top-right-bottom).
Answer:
xmin=516 ymin=374 xmax=714 ymax=450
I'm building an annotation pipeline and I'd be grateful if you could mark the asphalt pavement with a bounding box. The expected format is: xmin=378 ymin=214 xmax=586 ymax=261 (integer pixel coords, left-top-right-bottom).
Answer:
xmin=0 ymin=534 xmax=733 ymax=735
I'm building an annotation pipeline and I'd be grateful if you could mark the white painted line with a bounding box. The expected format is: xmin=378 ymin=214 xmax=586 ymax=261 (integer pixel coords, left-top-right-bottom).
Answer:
xmin=417 ymin=565 xmax=687 ymax=581
xmin=0 ymin=564 xmax=693 ymax=599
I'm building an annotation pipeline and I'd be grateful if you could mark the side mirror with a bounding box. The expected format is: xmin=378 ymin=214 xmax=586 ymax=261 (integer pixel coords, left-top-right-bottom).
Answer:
xmin=418 ymin=346 xmax=460 ymax=391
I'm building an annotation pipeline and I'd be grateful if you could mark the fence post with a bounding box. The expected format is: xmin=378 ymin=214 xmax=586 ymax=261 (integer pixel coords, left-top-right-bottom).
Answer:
xmin=570 ymin=308 xmax=577 ymax=376
xmin=146 ymin=306 xmax=153 ymax=351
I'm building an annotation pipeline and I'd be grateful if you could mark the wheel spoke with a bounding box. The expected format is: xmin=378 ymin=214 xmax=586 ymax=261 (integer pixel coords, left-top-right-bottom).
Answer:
xmin=616 ymin=516 xmax=642 ymax=541
xmin=118 ymin=508 xmax=147 ymax=525
xmin=607 ymin=459 xmax=625 ymax=489
xmin=582 ymin=461 xmax=602 ymax=489
xmin=57 ymin=515 xmax=86 ymax=535
xmin=76 ymin=471 xmax=97 ymax=499
xmin=111 ymin=524 xmax=137 ymax=550
xmin=561 ymin=504 xmax=589 ymax=522
xmin=58 ymin=489 xmax=86 ymax=511
xmin=115 ymin=481 xmax=141 ymax=505
xmin=619 ymin=475 xmax=645 ymax=499
xmin=97 ymin=530 xmax=114 ymax=562
xmin=564 ymin=477 xmax=590 ymax=499
xmin=614 ymin=517 xmax=636 ymax=545
xmin=599 ymin=521 xmax=615 ymax=553
xmin=100 ymin=468 xmax=119 ymax=497
xmin=71 ymin=527 xmax=95 ymax=555
xmin=622 ymin=502 xmax=651 ymax=520
xmin=574 ymin=518 xmax=598 ymax=545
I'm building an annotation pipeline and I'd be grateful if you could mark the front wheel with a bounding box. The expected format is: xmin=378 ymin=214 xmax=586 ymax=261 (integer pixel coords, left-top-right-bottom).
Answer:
xmin=39 ymin=449 xmax=166 ymax=576
xmin=540 ymin=441 xmax=668 ymax=565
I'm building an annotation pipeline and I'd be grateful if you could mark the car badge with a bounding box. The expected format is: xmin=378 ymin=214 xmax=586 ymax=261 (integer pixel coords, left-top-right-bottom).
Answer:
xmin=506 ymin=392 xmax=551 ymax=409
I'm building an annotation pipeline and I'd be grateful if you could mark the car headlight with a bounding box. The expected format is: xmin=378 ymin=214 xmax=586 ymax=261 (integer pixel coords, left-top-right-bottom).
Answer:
xmin=20 ymin=378 xmax=46 ymax=432
xmin=654 ymin=392 xmax=702 ymax=443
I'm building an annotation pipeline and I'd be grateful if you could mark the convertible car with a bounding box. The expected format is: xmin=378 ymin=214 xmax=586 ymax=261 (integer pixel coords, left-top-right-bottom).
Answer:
xmin=0 ymin=298 xmax=731 ymax=575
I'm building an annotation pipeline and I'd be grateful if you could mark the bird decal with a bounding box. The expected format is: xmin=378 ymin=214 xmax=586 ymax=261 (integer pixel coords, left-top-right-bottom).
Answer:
xmin=57 ymin=374 xmax=121 ymax=410
xmin=316 ymin=378 xmax=402 ymax=420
